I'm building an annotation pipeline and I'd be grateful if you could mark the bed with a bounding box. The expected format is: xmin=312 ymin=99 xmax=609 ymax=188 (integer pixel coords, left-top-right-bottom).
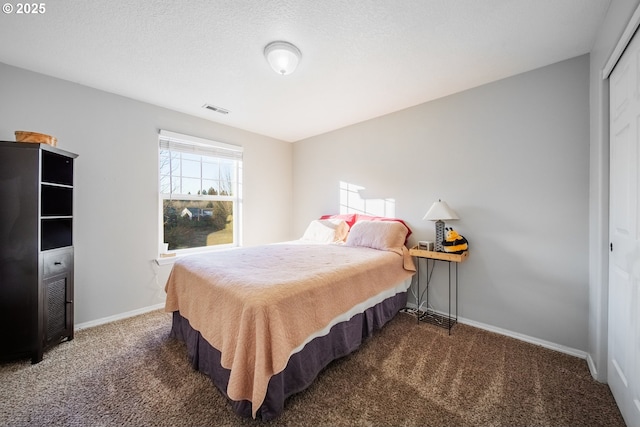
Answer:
xmin=164 ymin=216 xmax=416 ymax=420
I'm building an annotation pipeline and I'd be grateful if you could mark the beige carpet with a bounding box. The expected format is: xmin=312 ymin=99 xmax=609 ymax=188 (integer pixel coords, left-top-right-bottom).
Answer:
xmin=0 ymin=309 xmax=625 ymax=426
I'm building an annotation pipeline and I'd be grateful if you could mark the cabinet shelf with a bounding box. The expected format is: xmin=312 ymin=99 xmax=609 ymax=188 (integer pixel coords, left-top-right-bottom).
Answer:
xmin=41 ymin=184 xmax=73 ymax=217
xmin=42 ymin=149 xmax=74 ymax=186
xmin=41 ymin=218 xmax=73 ymax=250
xmin=42 ymin=181 xmax=73 ymax=188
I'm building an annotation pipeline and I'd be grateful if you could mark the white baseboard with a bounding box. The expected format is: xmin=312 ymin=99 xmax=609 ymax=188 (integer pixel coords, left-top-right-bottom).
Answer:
xmin=586 ymin=353 xmax=600 ymax=380
xmin=74 ymin=303 xmax=166 ymax=331
xmin=404 ymin=302 xmax=587 ymax=360
xmin=459 ymin=317 xmax=587 ymax=360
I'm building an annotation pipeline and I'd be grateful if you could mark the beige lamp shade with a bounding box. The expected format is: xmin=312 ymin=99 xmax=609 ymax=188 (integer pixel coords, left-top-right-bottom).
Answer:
xmin=423 ymin=200 xmax=459 ymax=221
xmin=423 ymin=200 xmax=459 ymax=251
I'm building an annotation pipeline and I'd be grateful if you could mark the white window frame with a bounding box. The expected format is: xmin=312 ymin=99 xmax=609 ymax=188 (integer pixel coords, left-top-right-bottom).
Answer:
xmin=158 ymin=130 xmax=243 ymax=256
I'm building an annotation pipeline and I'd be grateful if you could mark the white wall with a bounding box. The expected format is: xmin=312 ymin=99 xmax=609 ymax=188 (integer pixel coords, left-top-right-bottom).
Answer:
xmin=588 ymin=0 xmax=640 ymax=381
xmin=0 ymin=62 xmax=293 ymax=325
xmin=293 ymin=55 xmax=590 ymax=351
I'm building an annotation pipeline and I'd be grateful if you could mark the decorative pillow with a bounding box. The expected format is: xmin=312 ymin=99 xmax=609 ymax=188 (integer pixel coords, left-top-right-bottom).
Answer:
xmin=319 ymin=213 xmax=357 ymax=229
xmin=301 ymin=219 xmax=349 ymax=243
xmin=345 ymin=220 xmax=409 ymax=253
xmin=354 ymin=214 xmax=413 ymax=240
xmin=319 ymin=213 xmax=412 ymax=239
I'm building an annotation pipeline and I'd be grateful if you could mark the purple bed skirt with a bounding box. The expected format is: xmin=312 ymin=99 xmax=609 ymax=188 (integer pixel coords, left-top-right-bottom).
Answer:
xmin=170 ymin=290 xmax=407 ymax=420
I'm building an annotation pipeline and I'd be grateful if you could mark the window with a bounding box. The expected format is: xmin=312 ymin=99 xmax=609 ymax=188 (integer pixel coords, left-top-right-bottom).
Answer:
xmin=159 ymin=130 xmax=242 ymax=253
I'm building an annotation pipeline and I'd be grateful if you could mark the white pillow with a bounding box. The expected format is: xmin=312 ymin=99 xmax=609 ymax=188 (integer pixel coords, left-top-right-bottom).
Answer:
xmin=300 ymin=219 xmax=349 ymax=243
xmin=345 ymin=220 xmax=408 ymax=253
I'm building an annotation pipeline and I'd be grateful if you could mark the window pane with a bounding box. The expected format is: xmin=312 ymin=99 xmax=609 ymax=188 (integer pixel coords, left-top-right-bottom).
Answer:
xmin=179 ymin=177 xmax=201 ymax=195
xmin=163 ymin=199 xmax=233 ymax=250
xmin=180 ymin=152 xmax=201 ymax=162
xmin=182 ymin=158 xmax=201 ymax=178
xmin=159 ymin=151 xmax=171 ymax=176
xmin=202 ymin=160 xmax=219 ymax=180
xmin=160 ymin=150 xmax=181 ymax=176
xmin=220 ymin=160 xmax=233 ymax=178
xmin=159 ymin=174 xmax=171 ymax=194
xmin=219 ymin=161 xmax=234 ymax=195
xmin=201 ymin=180 xmax=218 ymax=195
xmin=170 ymin=153 xmax=181 ymax=175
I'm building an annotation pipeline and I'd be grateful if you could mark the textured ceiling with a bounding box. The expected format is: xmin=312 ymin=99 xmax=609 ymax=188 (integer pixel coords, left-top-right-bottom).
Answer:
xmin=0 ymin=0 xmax=611 ymax=142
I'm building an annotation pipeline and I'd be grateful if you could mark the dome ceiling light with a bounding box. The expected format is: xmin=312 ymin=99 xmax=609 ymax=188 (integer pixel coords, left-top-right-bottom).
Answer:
xmin=264 ymin=41 xmax=302 ymax=76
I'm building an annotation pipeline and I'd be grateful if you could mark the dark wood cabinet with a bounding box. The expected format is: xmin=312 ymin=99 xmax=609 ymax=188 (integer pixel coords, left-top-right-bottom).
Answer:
xmin=0 ymin=141 xmax=77 ymax=363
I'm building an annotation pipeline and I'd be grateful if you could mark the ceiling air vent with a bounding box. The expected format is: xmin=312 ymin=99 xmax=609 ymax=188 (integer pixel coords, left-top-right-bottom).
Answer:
xmin=202 ymin=104 xmax=230 ymax=115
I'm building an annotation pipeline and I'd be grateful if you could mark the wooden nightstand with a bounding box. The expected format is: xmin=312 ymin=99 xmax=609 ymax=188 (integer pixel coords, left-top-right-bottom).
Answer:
xmin=409 ymin=246 xmax=468 ymax=334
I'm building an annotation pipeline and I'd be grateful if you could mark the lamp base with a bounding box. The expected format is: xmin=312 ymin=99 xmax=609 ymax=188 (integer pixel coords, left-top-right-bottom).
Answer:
xmin=435 ymin=220 xmax=445 ymax=252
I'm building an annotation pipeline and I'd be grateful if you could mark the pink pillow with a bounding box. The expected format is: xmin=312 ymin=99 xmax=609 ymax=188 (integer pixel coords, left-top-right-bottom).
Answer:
xmin=345 ymin=220 xmax=408 ymax=254
xmin=319 ymin=213 xmax=357 ymax=229
xmin=319 ymin=213 xmax=412 ymax=239
xmin=354 ymin=214 xmax=412 ymax=240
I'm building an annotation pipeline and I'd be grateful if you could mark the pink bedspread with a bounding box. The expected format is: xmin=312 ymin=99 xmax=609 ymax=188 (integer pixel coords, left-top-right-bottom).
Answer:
xmin=165 ymin=243 xmax=415 ymax=417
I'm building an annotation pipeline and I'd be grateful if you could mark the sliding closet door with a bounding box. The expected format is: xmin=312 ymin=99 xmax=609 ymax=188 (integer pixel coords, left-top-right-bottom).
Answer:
xmin=609 ymin=28 xmax=640 ymax=427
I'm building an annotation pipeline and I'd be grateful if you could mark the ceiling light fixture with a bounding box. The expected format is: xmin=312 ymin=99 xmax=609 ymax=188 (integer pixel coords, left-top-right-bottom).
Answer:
xmin=264 ymin=41 xmax=301 ymax=76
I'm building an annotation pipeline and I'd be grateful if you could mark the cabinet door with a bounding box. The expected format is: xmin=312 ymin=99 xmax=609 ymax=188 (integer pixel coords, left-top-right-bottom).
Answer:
xmin=43 ymin=272 xmax=73 ymax=346
xmin=42 ymin=248 xmax=74 ymax=349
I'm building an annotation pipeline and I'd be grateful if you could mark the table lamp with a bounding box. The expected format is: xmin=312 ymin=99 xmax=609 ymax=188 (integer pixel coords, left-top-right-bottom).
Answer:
xmin=423 ymin=200 xmax=459 ymax=251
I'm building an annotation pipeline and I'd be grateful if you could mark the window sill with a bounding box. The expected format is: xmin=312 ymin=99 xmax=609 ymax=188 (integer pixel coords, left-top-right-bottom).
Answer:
xmin=154 ymin=245 xmax=238 ymax=266
xmin=155 ymin=254 xmax=178 ymax=266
